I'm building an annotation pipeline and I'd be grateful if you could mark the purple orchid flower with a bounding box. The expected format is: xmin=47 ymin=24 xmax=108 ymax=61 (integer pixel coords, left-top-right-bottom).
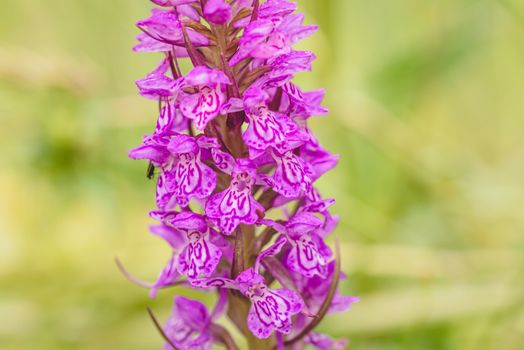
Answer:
xmin=229 ymin=1 xmax=317 ymax=65
xmin=161 ymin=134 xmax=218 ymax=208
xmin=261 ymin=212 xmax=332 ymax=278
xmin=203 ymin=0 xmax=232 ymax=25
xmin=192 ymin=267 xmax=303 ymax=339
xmin=206 ymin=158 xmax=264 ymax=234
xmin=179 ymin=66 xmax=231 ymax=131
xmin=137 ymin=9 xmax=208 ymax=47
xmin=163 ymin=296 xmax=213 ymax=350
xmin=136 ymin=58 xmax=182 ymax=100
xmin=131 ymin=134 xmax=219 ymax=209
xmin=155 ymin=97 xmax=188 ymax=134
xmin=243 ymin=87 xmax=306 ymax=157
xmin=129 ymin=132 xmax=174 ymax=167
xmin=270 ymin=149 xmax=314 ymax=198
xmin=281 ymin=82 xmax=329 ymax=118
xmin=170 ymin=211 xmax=225 ymax=279
xmin=148 ymin=211 xmax=226 ymax=286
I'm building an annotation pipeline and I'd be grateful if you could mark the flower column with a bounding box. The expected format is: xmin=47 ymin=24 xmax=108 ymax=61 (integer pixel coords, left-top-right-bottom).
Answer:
xmin=126 ymin=1 xmax=357 ymax=349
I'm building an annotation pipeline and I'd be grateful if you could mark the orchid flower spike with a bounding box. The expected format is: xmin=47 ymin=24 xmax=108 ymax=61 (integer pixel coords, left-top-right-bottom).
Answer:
xmin=126 ymin=1 xmax=358 ymax=348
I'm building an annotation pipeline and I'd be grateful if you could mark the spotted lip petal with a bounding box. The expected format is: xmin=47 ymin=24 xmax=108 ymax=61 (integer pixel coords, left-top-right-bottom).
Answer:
xmin=240 ymin=269 xmax=304 ymax=339
xmin=156 ymin=135 xmax=218 ymax=208
xmin=262 ymin=213 xmax=331 ymax=278
xmin=271 ymin=150 xmax=313 ymax=198
xmin=179 ymin=67 xmax=231 ymax=131
xmin=205 ymin=159 xmax=264 ymax=234
xmin=178 ymin=228 xmax=222 ymax=279
xmin=286 ymin=233 xmax=330 ymax=278
xmin=242 ymin=87 xmax=303 ymax=157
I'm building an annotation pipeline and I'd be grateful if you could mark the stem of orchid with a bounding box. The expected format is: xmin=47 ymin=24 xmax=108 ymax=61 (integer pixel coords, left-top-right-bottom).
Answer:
xmin=231 ymin=227 xmax=245 ymax=278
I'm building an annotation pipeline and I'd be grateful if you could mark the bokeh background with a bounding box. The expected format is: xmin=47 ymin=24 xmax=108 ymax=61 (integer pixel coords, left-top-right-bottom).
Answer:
xmin=1 ymin=0 xmax=524 ymax=349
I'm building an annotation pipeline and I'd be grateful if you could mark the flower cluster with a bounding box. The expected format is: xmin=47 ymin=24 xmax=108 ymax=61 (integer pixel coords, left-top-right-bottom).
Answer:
xmin=127 ymin=1 xmax=357 ymax=349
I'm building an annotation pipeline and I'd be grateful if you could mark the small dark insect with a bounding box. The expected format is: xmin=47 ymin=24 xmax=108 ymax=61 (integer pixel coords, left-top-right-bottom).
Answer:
xmin=146 ymin=162 xmax=156 ymax=179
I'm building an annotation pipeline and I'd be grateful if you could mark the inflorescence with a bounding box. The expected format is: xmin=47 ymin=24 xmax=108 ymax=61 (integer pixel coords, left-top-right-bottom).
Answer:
xmin=126 ymin=1 xmax=358 ymax=349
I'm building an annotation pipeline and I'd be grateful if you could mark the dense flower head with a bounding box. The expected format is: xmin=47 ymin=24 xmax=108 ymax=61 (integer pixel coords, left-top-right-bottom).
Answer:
xmin=127 ymin=1 xmax=357 ymax=349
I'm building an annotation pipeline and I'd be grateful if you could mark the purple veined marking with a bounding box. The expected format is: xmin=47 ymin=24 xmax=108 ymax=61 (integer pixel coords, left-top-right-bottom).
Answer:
xmin=243 ymin=106 xmax=290 ymax=155
xmin=178 ymin=228 xmax=222 ymax=279
xmin=192 ymin=86 xmax=223 ymax=130
xmin=282 ymin=81 xmax=304 ymax=101
xmin=206 ymin=161 xmax=264 ymax=234
xmin=246 ymin=283 xmax=304 ymax=339
xmin=288 ymin=234 xmax=328 ymax=278
xmin=272 ymin=150 xmax=312 ymax=198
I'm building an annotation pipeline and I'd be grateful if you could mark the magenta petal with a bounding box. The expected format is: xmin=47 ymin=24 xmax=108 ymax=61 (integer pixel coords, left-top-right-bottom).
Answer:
xmin=286 ymin=233 xmax=329 ymax=278
xmin=128 ymin=142 xmax=170 ymax=165
xmin=156 ymin=171 xmax=176 ymax=210
xmin=137 ymin=9 xmax=208 ymax=46
xmin=255 ymin=235 xmax=287 ymax=270
xmin=179 ymin=87 xmax=226 ymax=131
xmin=133 ymin=33 xmax=171 ymax=52
xmin=204 ymin=0 xmax=232 ymax=25
xmin=184 ymin=66 xmax=231 ymax=86
xmin=163 ymin=295 xmax=212 ymax=350
xmin=190 ymin=277 xmax=239 ymax=289
xmin=247 ymin=287 xmax=303 ymax=339
xmin=286 ymin=212 xmax=322 ymax=234
xmin=156 ymin=98 xmax=188 ymax=134
xmin=206 ymin=188 xmax=264 ymax=235
xmin=168 ymin=134 xmax=199 ymax=154
xmin=151 ymin=0 xmax=196 ymax=6
xmin=169 ymin=211 xmax=207 ymax=231
xmin=150 ymin=254 xmax=180 ymax=298
xmin=178 ymin=229 xmax=222 ymax=279
xmin=150 ymin=224 xmax=186 ymax=249
xmin=170 ymin=153 xmax=217 ymax=207
xmin=211 ymin=148 xmax=236 ymax=174
xmin=306 ymin=332 xmax=348 ymax=350
xmin=247 ymin=305 xmax=274 ymax=339
xmin=174 ymin=296 xmax=210 ymax=329
xmin=206 ymin=159 xmax=264 ymax=234
xmin=271 ymin=151 xmax=313 ymax=198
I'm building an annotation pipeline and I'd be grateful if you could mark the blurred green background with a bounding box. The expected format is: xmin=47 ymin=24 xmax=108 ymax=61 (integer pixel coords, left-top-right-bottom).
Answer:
xmin=1 ymin=0 xmax=524 ymax=349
